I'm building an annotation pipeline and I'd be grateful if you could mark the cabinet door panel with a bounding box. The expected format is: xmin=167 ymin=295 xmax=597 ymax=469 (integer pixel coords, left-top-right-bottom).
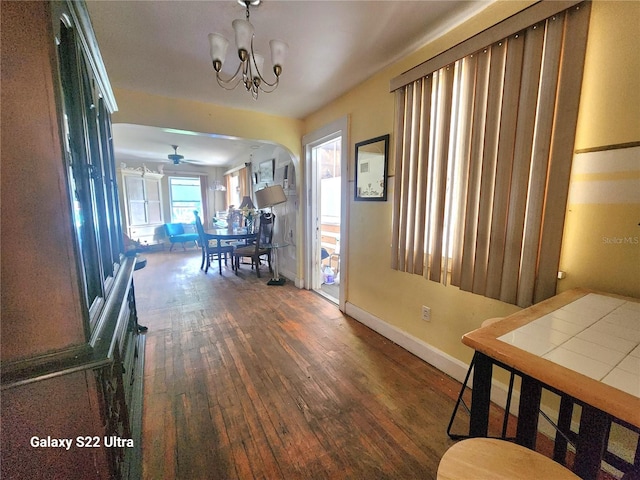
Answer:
xmin=129 ymin=202 xmax=147 ymax=226
xmin=147 ymin=202 xmax=162 ymax=224
xmin=125 ymin=177 xmax=145 ymax=201
xmin=145 ymin=179 xmax=161 ymax=201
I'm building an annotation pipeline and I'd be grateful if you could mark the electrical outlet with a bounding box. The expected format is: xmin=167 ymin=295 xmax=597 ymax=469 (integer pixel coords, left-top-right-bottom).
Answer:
xmin=421 ymin=305 xmax=431 ymax=322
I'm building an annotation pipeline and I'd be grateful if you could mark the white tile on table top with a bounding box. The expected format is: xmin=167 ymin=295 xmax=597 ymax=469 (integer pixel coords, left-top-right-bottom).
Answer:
xmin=575 ymin=293 xmax=627 ymax=310
xmin=616 ymin=355 xmax=640 ymax=375
xmin=548 ymin=308 xmax=601 ymax=328
xmin=533 ymin=314 xmax=586 ymax=336
xmin=619 ymin=301 xmax=640 ymax=312
xmin=561 ymin=337 xmax=628 ymax=366
xmin=590 ymin=320 xmax=640 ymax=343
xmin=543 ymin=347 xmax=612 ymax=380
xmin=517 ymin=321 xmax=572 ymax=346
xmin=630 ymin=345 xmax=640 ymax=358
xmin=600 ymin=307 xmax=640 ymax=332
xmin=497 ymin=330 xmax=556 ymax=356
xmin=577 ymin=326 xmax=637 ymax=353
xmin=602 ymin=368 xmax=640 ymax=398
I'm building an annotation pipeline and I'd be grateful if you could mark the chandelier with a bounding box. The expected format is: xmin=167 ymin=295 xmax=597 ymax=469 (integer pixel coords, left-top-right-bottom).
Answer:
xmin=208 ymin=0 xmax=288 ymax=99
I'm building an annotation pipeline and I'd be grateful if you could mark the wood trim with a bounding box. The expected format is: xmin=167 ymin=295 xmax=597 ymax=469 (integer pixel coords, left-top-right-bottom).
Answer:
xmin=1 ymin=256 xmax=137 ymax=390
xmin=574 ymin=141 xmax=640 ymax=155
xmin=390 ymin=1 xmax=585 ymax=92
xmin=462 ymin=288 xmax=640 ymax=429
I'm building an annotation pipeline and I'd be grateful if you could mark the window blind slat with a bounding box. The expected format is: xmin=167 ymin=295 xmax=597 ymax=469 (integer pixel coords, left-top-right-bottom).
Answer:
xmin=458 ymin=50 xmax=491 ymax=292
xmin=485 ymin=34 xmax=525 ymax=299
xmin=390 ymin=89 xmax=406 ymax=270
xmin=472 ymin=43 xmax=507 ymax=295
xmin=405 ymin=81 xmax=423 ymax=274
xmin=429 ymin=67 xmax=455 ymax=282
xmin=450 ymin=56 xmax=477 ymax=286
xmin=398 ymin=85 xmax=416 ymax=271
xmin=534 ymin=3 xmax=591 ymax=303
xmin=500 ymin=24 xmax=545 ymax=304
xmin=413 ymin=77 xmax=433 ymax=275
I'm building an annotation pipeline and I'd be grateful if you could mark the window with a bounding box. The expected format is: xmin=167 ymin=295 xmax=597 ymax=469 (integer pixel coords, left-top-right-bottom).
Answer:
xmin=390 ymin=2 xmax=590 ymax=307
xmin=169 ymin=177 xmax=203 ymax=223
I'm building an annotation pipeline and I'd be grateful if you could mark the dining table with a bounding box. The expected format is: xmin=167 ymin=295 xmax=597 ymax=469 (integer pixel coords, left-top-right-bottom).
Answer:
xmin=205 ymin=227 xmax=257 ymax=274
xmin=461 ymin=287 xmax=640 ymax=479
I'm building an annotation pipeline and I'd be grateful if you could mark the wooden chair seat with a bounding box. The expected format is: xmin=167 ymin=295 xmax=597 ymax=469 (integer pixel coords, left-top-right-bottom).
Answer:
xmin=437 ymin=438 xmax=580 ymax=480
xmin=233 ymin=213 xmax=273 ymax=278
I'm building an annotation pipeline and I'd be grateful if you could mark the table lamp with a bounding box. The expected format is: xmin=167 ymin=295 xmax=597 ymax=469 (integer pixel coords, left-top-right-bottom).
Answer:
xmin=255 ymin=185 xmax=287 ymax=285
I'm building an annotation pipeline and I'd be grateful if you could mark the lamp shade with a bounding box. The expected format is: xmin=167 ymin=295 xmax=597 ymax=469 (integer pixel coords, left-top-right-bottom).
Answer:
xmin=208 ymin=33 xmax=229 ymax=65
xmin=238 ymin=196 xmax=256 ymax=210
xmin=232 ymin=18 xmax=254 ymax=56
xmin=269 ymin=39 xmax=288 ymax=70
xmin=255 ymin=185 xmax=287 ymax=208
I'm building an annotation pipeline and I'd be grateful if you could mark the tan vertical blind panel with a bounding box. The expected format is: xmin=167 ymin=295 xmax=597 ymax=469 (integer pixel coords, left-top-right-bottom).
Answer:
xmin=428 ymin=67 xmax=455 ymax=282
xmin=534 ymin=4 xmax=591 ymax=303
xmin=472 ymin=43 xmax=506 ymax=294
xmin=405 ymin=81 xmax=423 ymax=274
xmin=517 ymin=14 xmax=565 ymax=307
xmin=390 ymin=89 xmax=405 ymax=271
xmin=399 ymin=85 xmax=415 ymax=271
xmin=485 ymin=34 xmax=525 ymax=299
xmin=450 ymin=55 xmax=477 ymax=287
xmin=458 ymin=51 xmax=490 ymax=292
xmin=500 ymin=24 xmax=545 ymax=304
xmin=413 ymin=78 xmax=433 ymax=275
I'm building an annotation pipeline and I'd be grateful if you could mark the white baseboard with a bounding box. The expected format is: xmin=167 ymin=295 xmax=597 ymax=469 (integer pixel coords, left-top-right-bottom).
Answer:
xmin=344 ymin=302 xmax=583 ymax=442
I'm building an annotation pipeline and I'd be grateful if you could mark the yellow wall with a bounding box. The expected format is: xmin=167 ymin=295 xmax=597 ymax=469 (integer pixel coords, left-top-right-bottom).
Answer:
xmin=304 ymin=0 xmax=640 ymax=364
xmin=560 ymin=0 xmax=640 ymax=298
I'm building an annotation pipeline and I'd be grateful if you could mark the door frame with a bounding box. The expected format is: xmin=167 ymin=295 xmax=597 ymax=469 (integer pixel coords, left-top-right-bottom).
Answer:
xmin=301 ymin=116 xmax=349 ymax=311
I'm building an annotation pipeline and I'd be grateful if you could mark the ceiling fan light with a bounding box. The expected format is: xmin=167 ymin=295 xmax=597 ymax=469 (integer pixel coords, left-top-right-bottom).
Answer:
xmin=269 ymin=39 xmax=288 ymax=72
xmin=232 ymin=19 xmax=254 ymax=58
xmin=208 ymin=33 xmax=229 ymax=69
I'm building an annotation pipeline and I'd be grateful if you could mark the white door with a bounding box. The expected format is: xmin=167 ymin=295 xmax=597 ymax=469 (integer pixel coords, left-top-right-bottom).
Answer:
xmin=302 ymin=117 xmax=348 ymax=310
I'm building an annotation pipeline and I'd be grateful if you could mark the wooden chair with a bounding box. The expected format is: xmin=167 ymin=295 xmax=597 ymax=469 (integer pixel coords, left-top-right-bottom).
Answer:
xmin=437 ymin=438 xmax=580 ymax=479
xmin=193 ymin=211 xmax=234 ymax=273
xmin=233 ymin=213 xmax=273 ymax=278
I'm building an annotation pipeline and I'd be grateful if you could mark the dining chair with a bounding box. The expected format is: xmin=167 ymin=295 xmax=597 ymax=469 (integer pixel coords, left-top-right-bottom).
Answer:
xmin=233 ymin=213 xmax=273 ymax=278
xmin=193 ymin=211 xmax=234 ymax=273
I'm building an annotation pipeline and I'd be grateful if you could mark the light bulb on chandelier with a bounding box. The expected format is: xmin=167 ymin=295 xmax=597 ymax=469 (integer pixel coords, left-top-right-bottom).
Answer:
xmin=208 ymin=0 xmax=288 ymax=99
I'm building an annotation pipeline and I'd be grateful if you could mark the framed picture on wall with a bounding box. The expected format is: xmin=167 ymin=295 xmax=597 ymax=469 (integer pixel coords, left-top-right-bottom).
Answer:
xmin=355 ymin=134 xmax=389 ymax=201
xmin=259 ymin=159 xmax=275 ymax=184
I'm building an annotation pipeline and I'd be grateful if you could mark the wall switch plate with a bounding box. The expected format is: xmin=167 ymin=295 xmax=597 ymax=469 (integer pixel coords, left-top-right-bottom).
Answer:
xmin=421 ymin=305 xmax=431 ymax=322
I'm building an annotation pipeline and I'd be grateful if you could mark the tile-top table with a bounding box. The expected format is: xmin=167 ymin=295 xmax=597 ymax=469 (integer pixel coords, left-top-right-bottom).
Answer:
xmin=461 ymin=288 xmax=640 ymax=480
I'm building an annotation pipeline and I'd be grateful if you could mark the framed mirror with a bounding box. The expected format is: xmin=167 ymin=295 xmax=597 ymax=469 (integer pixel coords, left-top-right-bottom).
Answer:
xmin=355 ymin=134 xmax=389 ymax=201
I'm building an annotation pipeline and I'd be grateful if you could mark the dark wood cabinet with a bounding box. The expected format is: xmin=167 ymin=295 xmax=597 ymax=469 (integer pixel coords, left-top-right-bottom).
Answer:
xmin=1 ymin=2 xmax=144 ymax=478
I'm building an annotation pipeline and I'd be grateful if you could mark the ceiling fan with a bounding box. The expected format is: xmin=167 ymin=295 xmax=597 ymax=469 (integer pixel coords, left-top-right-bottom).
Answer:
xmin=167 ymin=145 xmax=184 ymax=164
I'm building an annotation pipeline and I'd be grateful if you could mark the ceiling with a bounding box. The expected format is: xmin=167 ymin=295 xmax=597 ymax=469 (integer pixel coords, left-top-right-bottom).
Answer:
xmin=86 ymin=0 xmax=490 ymax=167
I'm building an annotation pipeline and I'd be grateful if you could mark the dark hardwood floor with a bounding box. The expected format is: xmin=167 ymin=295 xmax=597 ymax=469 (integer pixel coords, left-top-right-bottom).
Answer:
xmin=132 ymin=250 xmax=610 ymax=479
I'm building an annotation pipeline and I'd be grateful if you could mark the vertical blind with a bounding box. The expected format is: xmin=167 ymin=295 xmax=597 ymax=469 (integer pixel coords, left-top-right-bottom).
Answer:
xmin=390 ymin=2 xmax=590 ymax=307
